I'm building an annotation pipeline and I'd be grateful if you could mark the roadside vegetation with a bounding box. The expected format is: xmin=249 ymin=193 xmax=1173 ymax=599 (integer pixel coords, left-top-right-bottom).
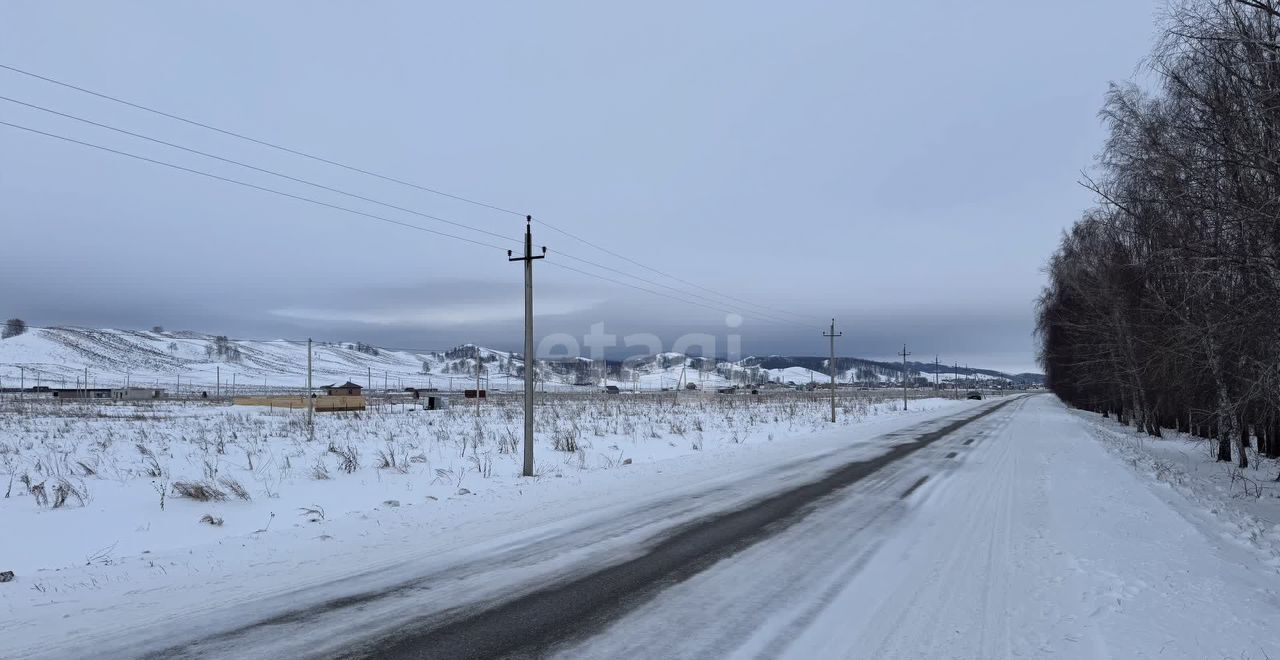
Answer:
xmin=1038 ymin=0 xmax=1280 ymax=471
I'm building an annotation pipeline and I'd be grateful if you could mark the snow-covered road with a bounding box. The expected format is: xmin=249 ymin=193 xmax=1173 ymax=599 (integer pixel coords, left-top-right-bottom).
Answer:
xmin=10 ymin=395 xmax=1280 ymax=659
xmin=558 ymin=395 xmax=1280 ymax=659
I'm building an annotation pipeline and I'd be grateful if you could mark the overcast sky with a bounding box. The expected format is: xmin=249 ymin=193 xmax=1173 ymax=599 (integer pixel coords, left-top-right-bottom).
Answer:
xmin=0 ymin=1 xmax=1160 ymax=373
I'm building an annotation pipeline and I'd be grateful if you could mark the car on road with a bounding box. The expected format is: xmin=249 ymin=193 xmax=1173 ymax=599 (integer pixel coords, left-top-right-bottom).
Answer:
xmin=966 ymin=390 xmax=983 ymax=400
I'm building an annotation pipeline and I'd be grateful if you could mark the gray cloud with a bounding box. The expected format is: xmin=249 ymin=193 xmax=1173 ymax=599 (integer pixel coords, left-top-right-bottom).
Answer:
xmin=0 ymin=1 xmax=1160 ymax=374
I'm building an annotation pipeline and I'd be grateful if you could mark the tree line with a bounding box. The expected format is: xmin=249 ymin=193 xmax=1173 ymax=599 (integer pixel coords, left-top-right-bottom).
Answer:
xmin=1037 ymin=0 xmax=1280 ymax=470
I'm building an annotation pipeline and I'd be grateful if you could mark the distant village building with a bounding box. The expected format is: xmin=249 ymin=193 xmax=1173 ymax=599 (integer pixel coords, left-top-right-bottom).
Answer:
xmin=47 ymin=387 xmax=164 ymax=400
xmin=111 ymin=388 xmax=165 ymax=400
xmin=603 ymin=385 xmax=621 ymax=395
xmin=235 ymin=380 xmax=365 ymax=411
xmin=323 ymin=381 xmax=363 ymax=396
xmin=50 ymin=388 xmax=112 ymax=399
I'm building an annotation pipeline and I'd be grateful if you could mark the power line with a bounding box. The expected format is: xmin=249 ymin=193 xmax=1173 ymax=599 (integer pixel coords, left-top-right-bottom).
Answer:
xmin=0 ymin=63 xmax=525 ymax=217
xmin=0 ymin=63 xmax=817 ymax=325
xmin=538 ymin=221 xmax=814 ymax=322
xmin=0 ymin=119 xmax=816 ymax=330
xmin=544 ymin=261 xmax=812 ymax=328
xmin=0 ymin=118 xmax=800 ymax=328
xmin=0 ymin=94 xmax=519 ymax=247
xmin=2 ymin=92 xmax=814 ymax=326
xmin=0 ymin=119 xmax=511 ymax=252
xmin=550 ymin=249 xmax=816 ymax=329
xmin=0 ymin=113 xmax=795 ymax=326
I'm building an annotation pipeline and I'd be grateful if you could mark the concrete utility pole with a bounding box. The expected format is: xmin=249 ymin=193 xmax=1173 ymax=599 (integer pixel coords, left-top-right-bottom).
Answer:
xmin=509 ymin=215 xmax=546 ymax=478
xmin=934 ymin=355 xmax=940 ymax=391
xmin=306 ymin=338 xmax=314 ymax=442
xmin=475 ymin=349 xmax=481 ymax=420
xmin=216 ymin=365 xmax=221 ymax=398
xmin=954 ymin=361 xmax=959 ymax=399
xmin=899 ymin=344 xmax=911 ymax=411
xmin=18 ymin=366 xmax=23 ymax=398
xmin=823 ymin=319 xmax=842 ymax=423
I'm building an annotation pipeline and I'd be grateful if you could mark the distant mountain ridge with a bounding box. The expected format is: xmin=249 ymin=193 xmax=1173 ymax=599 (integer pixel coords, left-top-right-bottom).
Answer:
xmin=0 ymin=326 xmax=1042 ymax=390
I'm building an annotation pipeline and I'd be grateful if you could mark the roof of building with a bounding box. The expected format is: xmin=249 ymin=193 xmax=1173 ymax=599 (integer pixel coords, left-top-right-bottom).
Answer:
xmin=325 ymin=381 xmax=363 ymax=390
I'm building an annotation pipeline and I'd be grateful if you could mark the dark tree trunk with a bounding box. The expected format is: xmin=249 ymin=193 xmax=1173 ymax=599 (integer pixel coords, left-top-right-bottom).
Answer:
xmin=1238 ymin=420 xmax=1249 ymax=469
xmin=1146 ymin=412 xmax=1162 ymax=437
xmin=1217 ymin=418 xmax=1233 ymax=462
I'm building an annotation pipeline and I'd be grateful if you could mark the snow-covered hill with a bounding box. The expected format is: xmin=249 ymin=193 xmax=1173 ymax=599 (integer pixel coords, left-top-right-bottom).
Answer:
xmin=0 ymin=326 xmax=1040 ymax=392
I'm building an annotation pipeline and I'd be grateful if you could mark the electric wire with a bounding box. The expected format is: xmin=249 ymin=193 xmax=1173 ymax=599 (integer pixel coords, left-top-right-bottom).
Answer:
xmin=0 ymin=63 xmax=819 ymax=327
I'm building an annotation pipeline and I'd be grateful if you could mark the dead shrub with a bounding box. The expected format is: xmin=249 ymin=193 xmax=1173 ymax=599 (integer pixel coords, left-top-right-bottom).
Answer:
xmin=199 ymin=514 xmax=224 ymax=526
xmin=29 ymin=480 xmax=48 ymax=507
xmin=376 ymin=444 xmax=409 ymax=473
xmin=171 ymin=480 xmax=227 ymax=502
xmin=136 ymin=443 xmax=162 ymax=477
xmin=328 ymin=444 xmax=359 ymax=473
xmin=52 ymin=478 xmax=87 ymax=508
xmin=218 ymin=477 xmax=251 ymax=501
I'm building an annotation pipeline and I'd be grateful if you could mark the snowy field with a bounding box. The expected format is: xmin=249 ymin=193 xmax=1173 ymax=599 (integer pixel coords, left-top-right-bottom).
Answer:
xmin=0 ymin=391 xmax=987 ymax=658
xmin=0 ymin=391 xmax=967 ymax=582
xmin=4 ymin=394 xmax=1278 ymax=658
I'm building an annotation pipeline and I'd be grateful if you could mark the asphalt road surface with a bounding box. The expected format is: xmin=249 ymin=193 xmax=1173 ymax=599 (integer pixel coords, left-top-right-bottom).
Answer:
xmin=149 ymin=397 xmax=1023 ymax=659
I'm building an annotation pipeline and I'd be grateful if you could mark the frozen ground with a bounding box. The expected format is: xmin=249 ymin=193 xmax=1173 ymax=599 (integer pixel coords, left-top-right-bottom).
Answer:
xmin=0 ymin=391 xmax=970 ymax=658
xmin=5 ymin=394 xmax=1271 ymax=659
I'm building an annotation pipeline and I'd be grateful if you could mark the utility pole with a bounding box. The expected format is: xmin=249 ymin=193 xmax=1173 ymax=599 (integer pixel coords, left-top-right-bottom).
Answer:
xmin=306 ymin=338 xmax=314 ymax=442
xmin=899 ymin=344 xmax=911 ymax=411
xmin=954 ymin=361 xmax=959 ymax=399
xmin=823 ymin=319 xmax=842 ymax=423
xmin=216 ymin=365 xmax=221 ymax=398
xmin=509 ymin=215 xmax=546 ymax=478
xmin=934 ymin=355 xmax=939 ymax=392
xmin=475 ymin=350 xmax=481 ymax=420
xmin=367 ymin=366 xmax=372 ymax=392
xmin=18 ymin=366 xmax=23 ymax=398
